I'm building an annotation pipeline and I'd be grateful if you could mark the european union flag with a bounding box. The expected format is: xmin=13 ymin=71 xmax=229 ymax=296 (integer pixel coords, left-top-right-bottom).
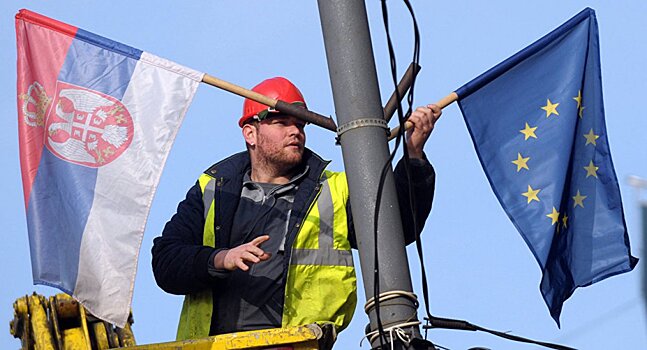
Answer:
xmin=455 ymin=8 xmax=638 ymax=325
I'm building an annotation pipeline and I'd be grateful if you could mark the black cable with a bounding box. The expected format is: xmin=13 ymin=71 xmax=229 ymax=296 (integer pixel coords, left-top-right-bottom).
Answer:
xmin=423 ymin=317 xmax=577 ymax=350
xmin=375 ymin=0 xmax=423 ymax=348
xmin=373 ymin=0 xmax=405 ymax=348
xmin=372 ymin=131 xmax=403 ymax=348
xmin=398 ymin=0 xmax=440 ymax=339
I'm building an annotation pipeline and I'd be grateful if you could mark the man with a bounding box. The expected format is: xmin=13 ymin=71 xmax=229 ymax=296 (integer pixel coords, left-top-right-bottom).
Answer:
xmin=152 ymin=77 xmax=440 ymax=340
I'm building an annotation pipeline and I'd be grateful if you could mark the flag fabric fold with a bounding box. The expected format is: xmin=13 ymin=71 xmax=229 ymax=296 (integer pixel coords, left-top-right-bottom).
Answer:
xmin=455 ymin=7 xmax=637 ymax=325
xmin=16 ymin=9 xmax=204 ymax=327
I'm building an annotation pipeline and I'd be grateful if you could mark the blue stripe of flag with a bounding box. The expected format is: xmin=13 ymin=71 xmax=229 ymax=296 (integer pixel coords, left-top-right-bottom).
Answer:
xmin=28 ymin=33 xmax=139 ymax=293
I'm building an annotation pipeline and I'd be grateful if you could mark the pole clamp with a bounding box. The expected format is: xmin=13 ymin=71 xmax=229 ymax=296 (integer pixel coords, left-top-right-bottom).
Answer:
xmin=336 ymin=118 xmax=388 ymax=138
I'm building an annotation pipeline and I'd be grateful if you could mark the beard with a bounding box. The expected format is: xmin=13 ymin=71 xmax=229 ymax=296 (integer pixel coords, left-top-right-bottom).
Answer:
xmin=255 ymin=134 xmax=304 ymax=175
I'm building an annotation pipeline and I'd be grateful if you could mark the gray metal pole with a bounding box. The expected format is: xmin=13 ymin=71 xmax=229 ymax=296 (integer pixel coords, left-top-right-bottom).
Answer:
xmin=642 ymin=203 xmax=647 ymax=322
xmin=317 ymin=1 xmax=422 ymax=348
xmin=627 ymin=176 xmax=647 ymax=324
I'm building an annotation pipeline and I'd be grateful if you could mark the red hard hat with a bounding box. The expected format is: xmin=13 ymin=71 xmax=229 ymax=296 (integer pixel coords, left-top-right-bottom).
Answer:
xmin=239 ymin=77 xmax=307 ymax=127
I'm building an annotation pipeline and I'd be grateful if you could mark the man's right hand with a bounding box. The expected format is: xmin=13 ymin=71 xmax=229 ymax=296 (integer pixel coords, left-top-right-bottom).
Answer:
xmin=214 ymin=235 xmax=272 ymax=271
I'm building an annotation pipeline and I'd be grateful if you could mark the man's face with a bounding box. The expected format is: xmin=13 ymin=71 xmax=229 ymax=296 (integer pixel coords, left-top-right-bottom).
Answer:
xmin=253 ymin=114 xmax=306 ymax=170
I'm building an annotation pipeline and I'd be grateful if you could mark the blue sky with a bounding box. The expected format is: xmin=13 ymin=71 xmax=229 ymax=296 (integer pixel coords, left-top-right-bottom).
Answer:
xmin=1 ymin=1 xmax=645 ymax=349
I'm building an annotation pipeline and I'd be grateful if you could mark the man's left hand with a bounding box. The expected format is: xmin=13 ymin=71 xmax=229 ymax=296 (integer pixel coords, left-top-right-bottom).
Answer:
xmin=406 ymin=104 xmax=441 ymax=159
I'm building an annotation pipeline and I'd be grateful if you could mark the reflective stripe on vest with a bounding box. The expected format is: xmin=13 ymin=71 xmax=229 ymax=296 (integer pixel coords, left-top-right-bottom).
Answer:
xmin=202 ymin=177 xmax=216 ymax=221
xmin=290 ymin=173 xmax=353 ymax=267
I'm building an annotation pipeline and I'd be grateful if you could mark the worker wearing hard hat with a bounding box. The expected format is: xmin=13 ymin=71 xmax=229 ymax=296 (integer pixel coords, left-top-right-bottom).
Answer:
xmin=152 ymin=77 xmax=440 ymax=340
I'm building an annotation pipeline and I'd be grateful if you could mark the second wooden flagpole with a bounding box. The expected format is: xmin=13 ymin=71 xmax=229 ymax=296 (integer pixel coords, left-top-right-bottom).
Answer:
xmin=387 ymin=92 xmax=459 ymax=141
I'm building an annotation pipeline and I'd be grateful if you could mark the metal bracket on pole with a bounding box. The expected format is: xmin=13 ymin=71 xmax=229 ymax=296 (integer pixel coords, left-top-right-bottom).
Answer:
xmin=335 ymin=118 xmax=388 ymax=145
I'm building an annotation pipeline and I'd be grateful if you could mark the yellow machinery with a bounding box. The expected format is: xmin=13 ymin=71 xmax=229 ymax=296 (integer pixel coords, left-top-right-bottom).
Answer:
xmin=10 ymin=293 xmax=135 ymax=350
xmin=10 ymin=293 xmax=334 ymax=350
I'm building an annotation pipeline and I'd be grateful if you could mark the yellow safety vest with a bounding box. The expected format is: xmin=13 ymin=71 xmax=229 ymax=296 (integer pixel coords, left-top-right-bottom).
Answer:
xmin=176 ymin=170 xmax=357 ymax=340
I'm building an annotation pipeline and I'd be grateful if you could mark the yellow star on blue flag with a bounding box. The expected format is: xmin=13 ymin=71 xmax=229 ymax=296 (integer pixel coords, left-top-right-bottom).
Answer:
xmin=454 ymin=8 xmax=637 ymax=326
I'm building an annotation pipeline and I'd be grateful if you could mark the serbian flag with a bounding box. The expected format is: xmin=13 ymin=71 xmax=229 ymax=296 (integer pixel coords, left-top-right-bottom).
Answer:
xmin=16 ymin=9 xmax=203 ymax=327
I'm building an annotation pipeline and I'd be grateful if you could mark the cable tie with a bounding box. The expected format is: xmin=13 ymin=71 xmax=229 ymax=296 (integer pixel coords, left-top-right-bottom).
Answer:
xmin=360 ymin=320 xmax=422 ymax=348
xmin=364 ymin=290 xmax=419 ymax=315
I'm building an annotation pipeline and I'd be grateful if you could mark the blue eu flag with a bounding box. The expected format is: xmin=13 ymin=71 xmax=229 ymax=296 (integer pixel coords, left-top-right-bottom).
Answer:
xmin=455 ymin=8 xmax=638 ymax=325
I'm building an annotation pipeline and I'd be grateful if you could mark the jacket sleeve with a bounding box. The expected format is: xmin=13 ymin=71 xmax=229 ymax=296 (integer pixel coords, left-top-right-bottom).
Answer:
xmin=152 ymin=181 xmax=218 ymax=295
xmin=394 ymin=155 xmax=436 ymax=245
xmin=347 ymin=155 xmax=435 ymax=249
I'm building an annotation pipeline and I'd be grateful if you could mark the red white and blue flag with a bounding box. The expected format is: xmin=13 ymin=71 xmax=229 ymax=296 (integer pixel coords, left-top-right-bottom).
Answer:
xmin=16 ymin=9 xmax=203 ymax=327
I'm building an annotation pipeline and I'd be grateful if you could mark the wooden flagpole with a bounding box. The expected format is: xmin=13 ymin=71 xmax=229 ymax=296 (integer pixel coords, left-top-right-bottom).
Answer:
xmin=201 ymin=74 xmax=338 ymax=131
xmin=387 ymin=92 xmax=459 ymax=141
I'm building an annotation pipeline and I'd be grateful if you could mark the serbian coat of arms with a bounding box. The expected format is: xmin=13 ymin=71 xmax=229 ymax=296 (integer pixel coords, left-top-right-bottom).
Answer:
xmin=21 ymin=81 xmax=134 ymax=167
